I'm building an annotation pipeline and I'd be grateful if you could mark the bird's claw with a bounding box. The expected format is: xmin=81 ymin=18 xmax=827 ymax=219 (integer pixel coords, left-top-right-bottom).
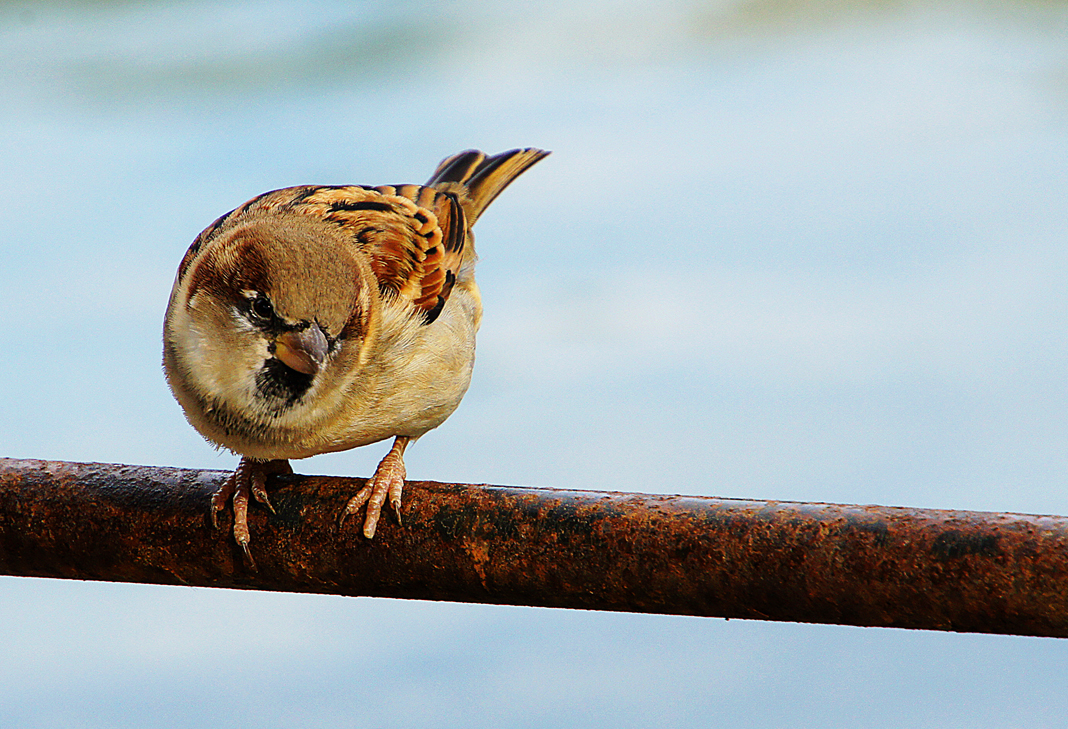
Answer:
xmin=340 ymin=437 xmax=410 ymax=538
xmin=211 ymin=457 xmax=291 ymax=565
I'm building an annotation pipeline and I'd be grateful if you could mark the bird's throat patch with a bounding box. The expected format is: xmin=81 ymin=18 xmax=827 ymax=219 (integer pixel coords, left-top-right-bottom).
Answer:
xmin=255 ymin=358 xmax=314 ymax=412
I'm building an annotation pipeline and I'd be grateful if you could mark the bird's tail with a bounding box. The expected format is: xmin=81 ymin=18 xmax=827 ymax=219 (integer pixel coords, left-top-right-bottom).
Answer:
xmin=426 ymin=148 xmax=549 ymax=225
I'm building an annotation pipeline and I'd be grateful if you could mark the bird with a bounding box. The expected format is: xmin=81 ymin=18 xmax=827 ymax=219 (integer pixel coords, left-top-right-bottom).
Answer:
xmin=163 ymin=148 xmax=549 ymax=563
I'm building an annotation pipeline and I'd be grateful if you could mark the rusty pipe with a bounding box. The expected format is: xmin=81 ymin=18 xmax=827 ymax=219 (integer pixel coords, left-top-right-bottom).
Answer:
xmin=1 ymin=457 xmax=1066 ymax=637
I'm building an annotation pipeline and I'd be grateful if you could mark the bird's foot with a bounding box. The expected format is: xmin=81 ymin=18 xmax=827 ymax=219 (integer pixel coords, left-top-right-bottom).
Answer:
xmin=212 ymin=457 xmax=291 ymax=566
xmin=340 ymin=436 xmax=410 ymax=539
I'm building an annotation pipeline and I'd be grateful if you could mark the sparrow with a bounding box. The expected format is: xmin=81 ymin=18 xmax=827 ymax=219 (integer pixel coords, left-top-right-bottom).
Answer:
xmin=163 ymin=148 xmax=548 ymax=562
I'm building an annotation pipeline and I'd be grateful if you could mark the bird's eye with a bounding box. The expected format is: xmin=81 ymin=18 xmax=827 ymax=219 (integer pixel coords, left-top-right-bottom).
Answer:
xmin=249 ymin=295 xmax=275 ymax=322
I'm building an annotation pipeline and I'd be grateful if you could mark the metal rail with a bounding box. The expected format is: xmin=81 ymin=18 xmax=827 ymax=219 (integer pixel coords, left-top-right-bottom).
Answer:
xmin=1 ymin=457 xmax=1066 ymax=637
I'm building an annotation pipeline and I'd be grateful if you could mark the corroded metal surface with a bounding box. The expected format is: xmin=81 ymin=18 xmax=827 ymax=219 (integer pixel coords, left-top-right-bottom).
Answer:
xmin=1 ymin=457 xmax=1067 ymax=637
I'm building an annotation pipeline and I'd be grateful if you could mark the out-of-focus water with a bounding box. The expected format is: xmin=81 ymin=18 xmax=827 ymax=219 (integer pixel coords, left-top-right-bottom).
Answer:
xmin=1 ymin=1 xmax=1067 ymax=727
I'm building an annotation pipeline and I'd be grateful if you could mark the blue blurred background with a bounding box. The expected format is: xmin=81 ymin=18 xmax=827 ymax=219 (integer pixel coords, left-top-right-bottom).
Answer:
xmin=2 ymin=0 xmax=1067 ymax=726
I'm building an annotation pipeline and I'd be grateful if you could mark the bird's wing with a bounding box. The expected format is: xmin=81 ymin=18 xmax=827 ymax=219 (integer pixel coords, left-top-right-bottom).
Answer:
xmin=175 ymin=148 xmax=548 ymax=324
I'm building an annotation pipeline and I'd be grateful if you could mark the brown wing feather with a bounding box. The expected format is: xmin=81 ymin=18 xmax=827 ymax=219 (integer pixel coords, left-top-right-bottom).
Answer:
xmin=179 ymin=149 xmax=546 ymax=325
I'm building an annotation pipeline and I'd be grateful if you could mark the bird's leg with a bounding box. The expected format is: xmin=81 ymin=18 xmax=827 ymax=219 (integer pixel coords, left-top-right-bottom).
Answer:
xmin=212 ymin=457 xmax=291 ymax=565
xmin=340 ymin=436 xmax=411 ymax=539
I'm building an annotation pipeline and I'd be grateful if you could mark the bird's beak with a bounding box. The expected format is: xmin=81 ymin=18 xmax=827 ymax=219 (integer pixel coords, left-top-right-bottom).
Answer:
xmin=274 ymin=323 xmax=329 ymax=376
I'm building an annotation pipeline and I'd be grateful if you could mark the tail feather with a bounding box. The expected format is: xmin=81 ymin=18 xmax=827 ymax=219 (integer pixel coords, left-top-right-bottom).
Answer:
xmin=427 ymin=147 xmax=549 ymax=224
xmin=428 ymin=150 xmax=488 ymax=187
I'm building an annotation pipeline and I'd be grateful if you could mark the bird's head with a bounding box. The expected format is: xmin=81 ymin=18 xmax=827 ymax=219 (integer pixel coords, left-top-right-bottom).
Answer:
xmin=163 ymin=211 xmax=376 ymax=454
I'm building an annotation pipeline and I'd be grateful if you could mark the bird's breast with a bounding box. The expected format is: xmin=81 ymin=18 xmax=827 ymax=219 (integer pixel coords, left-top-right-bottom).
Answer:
xmin=243 ymin=284 xmax=482 ymax=459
